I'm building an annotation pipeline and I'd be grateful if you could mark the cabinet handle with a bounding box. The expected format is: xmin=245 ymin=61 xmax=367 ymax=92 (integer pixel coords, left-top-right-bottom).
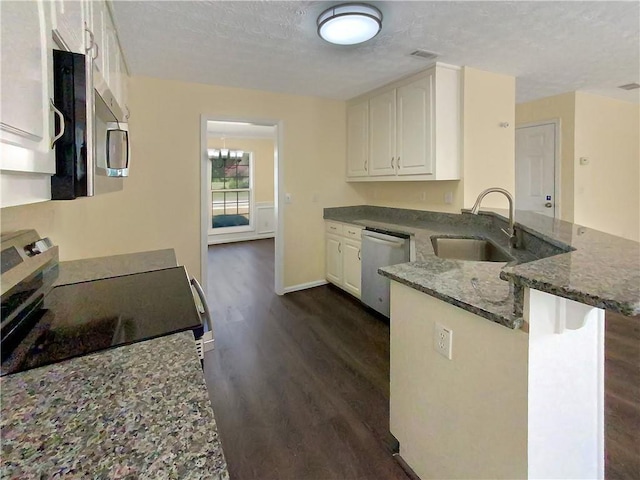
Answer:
xmin=338 ymin=243 xmax=341 ymax=253
xmin=84 ymin=28 xmax=98 ymax=59
xmin=397 ymin=156 xmax=400 ymax=168
xmin=391 ymin=157 xmax=395 ymax=168
xmin=125 ymin=106 xmax=131 ymax=120
xmin=50 ymin=99 xmax=65 ymax=149
xmin=364 ymin=159 xmax=368 ymax=171
xmin=85 ymin=27 xmax=94 ymax=53
xmin=358 ymin=249 xmax=361 ymax=260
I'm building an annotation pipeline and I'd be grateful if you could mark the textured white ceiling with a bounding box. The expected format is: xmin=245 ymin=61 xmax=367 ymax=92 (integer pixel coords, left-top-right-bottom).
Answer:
xmin=111 ymin=1 xmax=640 ymax=103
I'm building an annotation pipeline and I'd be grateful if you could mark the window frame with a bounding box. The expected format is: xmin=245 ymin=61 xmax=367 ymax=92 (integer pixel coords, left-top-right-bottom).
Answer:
xmin=208 ymin=151 xmax=255 ymax=235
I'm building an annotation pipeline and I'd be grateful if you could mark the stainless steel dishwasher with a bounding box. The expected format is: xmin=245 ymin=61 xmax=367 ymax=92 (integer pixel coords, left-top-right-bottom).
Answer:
xmin=361 ymin=228 xmax=412 ymax=318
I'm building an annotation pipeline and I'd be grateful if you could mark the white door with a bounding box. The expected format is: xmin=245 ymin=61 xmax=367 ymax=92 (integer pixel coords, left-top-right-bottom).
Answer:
xmin=369 ymin=90 xmax=396 ymax=176
xmin=346 ymin=101 xmax=369 ymax=177
xmin=515 ymin=123 xmax=557 ymax=217
xmin=325 ymin=234 xmax=343 ymax=286
xmin=342 ymin=239 xmax=361 ymax=298
xmin=396 ymin=75 xmax=433 ymax=176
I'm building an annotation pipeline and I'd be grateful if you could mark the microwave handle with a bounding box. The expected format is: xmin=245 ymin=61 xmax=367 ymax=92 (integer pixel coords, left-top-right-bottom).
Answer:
xmin=190 ymin=277 xmax=213 ymax=334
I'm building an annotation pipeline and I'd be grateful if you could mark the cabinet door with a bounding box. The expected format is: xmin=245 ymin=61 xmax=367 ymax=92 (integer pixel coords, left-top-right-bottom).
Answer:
xmin=118 ymin=53 xmax=129 ymax=116
xmin=106 ymin=16 xmax=120 ymax=104
xmin=369 ymin=90 xmax=396 ymax=176
xmin=342 ymin=239 xmax=361 ymax=298
xmin=89 ymin=0 xmax=107 ymax=82
xmin=346 ymin=101 xmax=369 ymax=177
xmin=0 ymin=0 xmax=56 ymax=176
xmin=397 ymin=75 xmax=434 ymax=176
xmin=51 ymin=0 xmax=86 ymax=54
xmin=325 ymin=234 xmax=343 ymax=286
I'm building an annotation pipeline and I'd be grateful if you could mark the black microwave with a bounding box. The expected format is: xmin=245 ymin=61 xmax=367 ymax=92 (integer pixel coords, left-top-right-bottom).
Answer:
xmin=51 ymin=50 xmax=130 ymax=200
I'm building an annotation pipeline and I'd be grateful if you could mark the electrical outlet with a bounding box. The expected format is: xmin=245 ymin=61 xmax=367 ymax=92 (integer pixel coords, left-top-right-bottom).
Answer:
xmin=420 ymin=191 xmax=427 ymax=201
xmin=434 ymin=323 xmax=453 ymax=359
xmin=444 ymin=191 xmax=453 ymax=204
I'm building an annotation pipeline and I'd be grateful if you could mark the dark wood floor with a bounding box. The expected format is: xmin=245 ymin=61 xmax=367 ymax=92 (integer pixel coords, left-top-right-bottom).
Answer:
xmin=203 ymin=239 xmax=408 ymax=480
xmin=203 ymin=238 xmax=640 ymax=480
xmin=605 ymin=311 xmax=640 ymax=479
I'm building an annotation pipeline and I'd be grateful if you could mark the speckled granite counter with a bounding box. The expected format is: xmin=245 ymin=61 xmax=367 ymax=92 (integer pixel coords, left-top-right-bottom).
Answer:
xmin=1 ymin=250 xmax=229 ymax=479
xmin=324 ymin=206 xmax=640 ymax=328
xmin=1 ymin=332 xmax=229 ymax=479
xmin=55 ymin=249 xmax=178 ymax=286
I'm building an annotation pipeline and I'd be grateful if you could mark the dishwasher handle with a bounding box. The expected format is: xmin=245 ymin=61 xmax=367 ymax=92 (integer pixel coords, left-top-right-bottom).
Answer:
xmin=362 ymin=230 xmax=407 ymax=247
xmin=190 ymin=277 xmax=213 ymax=334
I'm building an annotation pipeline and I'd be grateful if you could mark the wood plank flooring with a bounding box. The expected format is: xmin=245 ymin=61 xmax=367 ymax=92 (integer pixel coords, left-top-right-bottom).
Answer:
xmin=203 ymin=239 xmax=408 ymax=480
xmin=203 ymin=238 xmax=640 ymax=480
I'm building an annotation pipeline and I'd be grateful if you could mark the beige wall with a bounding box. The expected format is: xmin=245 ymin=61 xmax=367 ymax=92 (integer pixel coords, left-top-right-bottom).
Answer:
xmin=573 ymin=93 xmax=640 ymax=241
xmin=1 ymin=76 xmax=366 ymax=287
xmin=462 ymin=67 xmax=516 ymax=210
xmin=207 ymin=137 xmax=275 ymax=203
xmin=359 ymin=67 xmax=515 ymax=212
xmin=390 ymin=282 xmax=528 ymax=479
xmin=515 ymin=92 xmax=576 ymax=222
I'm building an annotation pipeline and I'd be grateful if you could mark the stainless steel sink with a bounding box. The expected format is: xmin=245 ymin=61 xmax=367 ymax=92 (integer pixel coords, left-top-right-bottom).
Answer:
xmin=431 ymin=236 xmax=515 ymax=262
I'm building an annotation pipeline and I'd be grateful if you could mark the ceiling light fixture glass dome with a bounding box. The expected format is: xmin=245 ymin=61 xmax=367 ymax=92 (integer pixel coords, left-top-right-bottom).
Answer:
xmin=317 ymin=3 xmax=383 ymax=45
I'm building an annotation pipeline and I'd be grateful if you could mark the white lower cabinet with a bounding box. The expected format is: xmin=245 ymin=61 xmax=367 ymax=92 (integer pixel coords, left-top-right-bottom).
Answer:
xmin=325 ymin=221 xmax=362 ymax=299
xmin=342 ymin=239 xmax=362 ymax=297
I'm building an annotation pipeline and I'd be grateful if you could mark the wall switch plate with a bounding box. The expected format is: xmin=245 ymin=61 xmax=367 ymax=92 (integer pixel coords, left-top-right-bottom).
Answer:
xmin=444 ymin=191 xmax=453 ymax=204
xmin=434 ymin=323 xmax=453 ymax=359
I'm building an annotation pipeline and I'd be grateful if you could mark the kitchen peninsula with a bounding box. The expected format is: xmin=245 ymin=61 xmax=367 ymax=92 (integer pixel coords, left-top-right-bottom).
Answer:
xmin=324 ymin=205 xmax=639 ymax=480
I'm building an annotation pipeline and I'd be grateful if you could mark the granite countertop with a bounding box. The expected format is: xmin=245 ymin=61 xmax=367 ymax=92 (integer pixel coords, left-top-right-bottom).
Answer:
xmin=324 ymin=206 xmax=640 ymax=328
xmin=54 ymin=249 xmax=178 ymax=286
xmin=1 ymin=250 xmax=229 ymax=479
xmin=1 ymin=332 xmax=228 ymax=479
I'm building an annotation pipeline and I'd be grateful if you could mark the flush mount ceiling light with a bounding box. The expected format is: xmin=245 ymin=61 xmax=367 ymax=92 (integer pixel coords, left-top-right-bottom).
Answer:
xmin=317 ymin=3 xmax=383 ymax=45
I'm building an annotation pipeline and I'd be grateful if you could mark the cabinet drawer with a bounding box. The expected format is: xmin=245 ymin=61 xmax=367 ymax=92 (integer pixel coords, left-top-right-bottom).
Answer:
xmin=325 ymin=221 xmax=344 ymax=235
xmin=344 ymin=225 xmax=363 ymax=240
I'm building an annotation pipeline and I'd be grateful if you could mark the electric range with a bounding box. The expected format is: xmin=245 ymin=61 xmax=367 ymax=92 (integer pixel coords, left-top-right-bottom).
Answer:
xmin=0 ymin=230 xmax=213 ymax=377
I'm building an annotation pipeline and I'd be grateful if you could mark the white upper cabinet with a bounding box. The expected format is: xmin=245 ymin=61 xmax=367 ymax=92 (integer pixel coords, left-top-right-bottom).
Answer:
xmin=50 ymin=0 xmax=87 ymax=54
xmin=0 ymin=0 xmax=55 ymax=177
xmin=346 ymin=63 xmax=461 ymax=182
xmin=89 ymin=0 xmax=107 ymax=84
xmin=368 ymin=90 xmax=397 ymax=176
xmin=397 ymin=74 xmax=434 ymax=176
xmin=346 ymin=101 xmax=369 ymax=177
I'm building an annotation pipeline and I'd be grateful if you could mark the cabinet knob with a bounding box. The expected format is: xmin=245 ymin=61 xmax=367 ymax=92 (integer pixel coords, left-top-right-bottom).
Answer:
xmin=545 ymin=202 xmax=553 ymax=208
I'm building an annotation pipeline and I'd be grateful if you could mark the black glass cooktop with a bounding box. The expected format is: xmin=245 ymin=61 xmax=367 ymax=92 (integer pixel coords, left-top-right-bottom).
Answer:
xmin=1 ymin=267 xmax=201 ymax=376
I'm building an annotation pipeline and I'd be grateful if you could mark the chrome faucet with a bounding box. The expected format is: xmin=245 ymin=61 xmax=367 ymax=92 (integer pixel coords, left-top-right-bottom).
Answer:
xmin=469 ymin=187 xmax=517 ymax=247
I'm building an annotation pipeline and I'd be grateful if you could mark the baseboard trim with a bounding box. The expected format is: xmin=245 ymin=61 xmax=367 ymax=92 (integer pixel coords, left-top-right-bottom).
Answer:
xmin=208 ymin=233 xmax=275 ymax=245
xmin=283 ymin=279 xmax=328 ymax=294
xmin=392 ymin=453 xmax=421 ymax=480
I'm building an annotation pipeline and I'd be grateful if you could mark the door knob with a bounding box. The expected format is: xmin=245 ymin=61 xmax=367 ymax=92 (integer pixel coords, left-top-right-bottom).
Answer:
xmin=545 ymin=202 xmax=552 ymax=208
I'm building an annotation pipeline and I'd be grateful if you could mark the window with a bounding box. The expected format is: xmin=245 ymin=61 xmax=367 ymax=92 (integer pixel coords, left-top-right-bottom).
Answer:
xmin=209 ymin=149 xmax=253 ymax=232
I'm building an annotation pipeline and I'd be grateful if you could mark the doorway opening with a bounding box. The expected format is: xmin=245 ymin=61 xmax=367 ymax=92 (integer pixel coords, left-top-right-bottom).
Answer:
xmin=515 ymin=120 xmax=561 ymax=218
xmin=200 ymin=116 xmax=284 ymax=296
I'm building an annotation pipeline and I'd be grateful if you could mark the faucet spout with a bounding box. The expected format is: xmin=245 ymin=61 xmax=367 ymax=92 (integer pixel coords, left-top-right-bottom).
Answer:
xmin=469 ymin=187 xmax=517 ymax=247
